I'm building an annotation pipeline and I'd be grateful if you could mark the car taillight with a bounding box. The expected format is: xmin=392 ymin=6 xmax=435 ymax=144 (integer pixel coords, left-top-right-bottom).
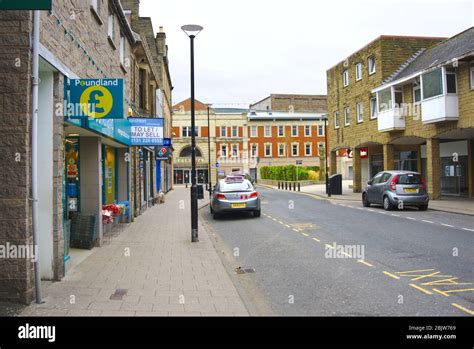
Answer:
xmin=421 ymin=176 xmax=426 ymax=191
xmin=216 ymin=193 xmax=226 ymax=200
xmin=389 ymin=175 xmax=398 ymax=191
xmin=249 ymin=192 xmax=258 ymax=198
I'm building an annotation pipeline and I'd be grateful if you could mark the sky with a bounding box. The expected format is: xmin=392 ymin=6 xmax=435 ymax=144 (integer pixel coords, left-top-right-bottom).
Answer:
xmin=140 ymin=0 xmax=474 ymax=107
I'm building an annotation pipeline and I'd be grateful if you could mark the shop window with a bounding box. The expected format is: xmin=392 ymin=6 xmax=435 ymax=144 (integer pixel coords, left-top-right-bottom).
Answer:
xmin=394 ymin=151 xmax=418 ymax=172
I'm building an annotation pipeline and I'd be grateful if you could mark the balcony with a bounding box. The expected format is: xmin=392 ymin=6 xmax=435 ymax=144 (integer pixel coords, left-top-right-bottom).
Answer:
xmin=421 ymin=94 xmax=459 ymax=124
xmin=377 ymin=107 xmax=406 ymax=132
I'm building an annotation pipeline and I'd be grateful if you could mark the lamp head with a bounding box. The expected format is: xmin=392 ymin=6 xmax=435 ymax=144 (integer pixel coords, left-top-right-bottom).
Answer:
xmin=181 ymin=24 xmax=203 ymax=38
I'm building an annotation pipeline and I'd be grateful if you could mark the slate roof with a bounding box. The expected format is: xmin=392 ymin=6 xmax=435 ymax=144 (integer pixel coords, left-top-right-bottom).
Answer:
xmin=387 ymin=27 xmax=474 ymax=83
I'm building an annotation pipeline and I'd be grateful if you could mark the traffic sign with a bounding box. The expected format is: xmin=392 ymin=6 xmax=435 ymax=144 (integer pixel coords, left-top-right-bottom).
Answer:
xmin=215 ymin=162 xmax=220 ymax=168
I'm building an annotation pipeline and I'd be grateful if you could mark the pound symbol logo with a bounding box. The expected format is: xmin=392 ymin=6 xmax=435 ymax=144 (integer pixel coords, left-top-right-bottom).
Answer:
xmin=80 ymin=85 xmax=113 ymax=119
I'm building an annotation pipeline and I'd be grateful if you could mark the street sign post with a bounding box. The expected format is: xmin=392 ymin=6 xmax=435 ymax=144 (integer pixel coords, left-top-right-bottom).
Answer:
xmin=215 ymin=162 xmax=220 ymax=168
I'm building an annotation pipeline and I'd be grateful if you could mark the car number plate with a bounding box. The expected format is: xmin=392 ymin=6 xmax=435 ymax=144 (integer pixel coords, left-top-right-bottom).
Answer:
xmin=231 ymin=203 xmax=246 ymax=208
xmin=404 ymin=188 xmax=418 ymax=193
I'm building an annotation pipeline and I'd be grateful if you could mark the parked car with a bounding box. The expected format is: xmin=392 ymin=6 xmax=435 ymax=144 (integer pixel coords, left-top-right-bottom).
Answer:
xmin=210 ymin=176 xmax=261 ymax=219
xmin=362 ymin=171 xmax=429 ymax=211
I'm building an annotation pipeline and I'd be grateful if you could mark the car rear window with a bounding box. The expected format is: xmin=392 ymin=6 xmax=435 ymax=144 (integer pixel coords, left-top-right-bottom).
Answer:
xmin=219 ymin=180 xmax=253 ymax=192
xmin=397 ymin=174 xmax=422 ymax=185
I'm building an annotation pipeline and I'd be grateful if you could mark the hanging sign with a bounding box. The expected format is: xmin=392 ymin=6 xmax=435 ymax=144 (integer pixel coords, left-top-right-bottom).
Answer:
xmin=67 ymin=79 xmax=124 ymax=119
xmin=129 ymin=118 xmax=164 ymax=146
xmin=0 ymin=0 xmax=52 ymax=10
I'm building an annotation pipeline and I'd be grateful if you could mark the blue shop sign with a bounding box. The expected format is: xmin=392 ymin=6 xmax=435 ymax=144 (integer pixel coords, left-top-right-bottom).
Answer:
xmin=129 ymin=118 xmax=164 ymax=146
xmin=67 ymin=79 xmax=124 ymax=119
xmin=163 ymin=138 xmax=172 ymax=146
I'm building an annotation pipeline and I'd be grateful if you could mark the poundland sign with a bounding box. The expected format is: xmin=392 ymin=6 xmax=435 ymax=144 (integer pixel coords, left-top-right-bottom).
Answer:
xmin=0 ymin=0 xmax=52 ymax=10
xmin=67 ymin=79 xmax=124 ymax=119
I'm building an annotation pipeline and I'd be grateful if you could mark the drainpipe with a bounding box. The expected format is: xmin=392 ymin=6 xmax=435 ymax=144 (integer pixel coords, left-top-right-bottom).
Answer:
xmin=31 ymin=10 xmax=43 ymax=304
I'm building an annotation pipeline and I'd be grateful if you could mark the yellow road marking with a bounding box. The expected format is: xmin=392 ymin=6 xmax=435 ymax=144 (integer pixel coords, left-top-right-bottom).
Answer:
xmin=325 ymin=244 xmax=334 ymax=249
xmin=266 ymin=215 xmax=272 ymax=219
xmin=433 ymin=288 xmax=449 ymax=297
xmin=383 ymin=271 xmax=400 ymax=280
xmin=302 ymin=233 xmax=309 ymax=237
xmin=395 ymin=269 xmax=435 ymax=275
xmin=284 ymin=225 xmax=291 ymax=228
xmin=312 ymin=237 xmax=320 ymax=242
xmin=357 ymin=260 xmax=374 ymax=267
xmin=441 ymin=288 xmax=474 ymax=294
xmin=278 ymin=221 xmax=284 ymax=225
xmin=411 ymin=271 xmax=453 ymax=281
xmin=409 ymin=283 xmax=433 ymax=295
xmin=421 ymin=278 xmax=472 ymax=286
xmin=292 ymin=228 xmax=299 ymax=232
xmin=451 ymin=303 xmax=474 ymax=316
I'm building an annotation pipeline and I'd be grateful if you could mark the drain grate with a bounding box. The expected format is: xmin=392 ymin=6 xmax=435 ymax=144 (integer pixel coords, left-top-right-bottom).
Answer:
xmin=235 ymin=266 xmax=255 ymax=274
xmin=110 ymin=288 xmax=128 ymax=300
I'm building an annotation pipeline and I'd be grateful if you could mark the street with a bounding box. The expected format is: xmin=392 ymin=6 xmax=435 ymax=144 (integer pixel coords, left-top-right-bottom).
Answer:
xmin=201 ymin=186 xmax=474 ymax=316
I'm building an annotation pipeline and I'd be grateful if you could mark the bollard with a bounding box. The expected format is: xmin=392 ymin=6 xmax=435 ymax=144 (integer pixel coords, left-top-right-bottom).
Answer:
xmin=285 ymin=182 xmax=288 ymax=190
xmin=293 ymin=182 xmax=296 ymax=191
xmin=278 ymin=181 xmax=280 ymax=190
xmin=298 ymin=182 xmax=301 ymax=192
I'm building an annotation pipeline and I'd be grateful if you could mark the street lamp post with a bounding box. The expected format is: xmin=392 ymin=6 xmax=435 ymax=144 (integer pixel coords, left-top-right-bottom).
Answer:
xmin=323 ymin=115 xmax=330 ymax=197
xmin=182 ymin=24 xmax=203 ymax=243
xmin=206 ymin=104 xmax=212 ymax=199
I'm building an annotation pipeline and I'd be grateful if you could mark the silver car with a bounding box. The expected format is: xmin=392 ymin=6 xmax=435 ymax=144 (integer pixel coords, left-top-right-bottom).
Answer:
xmin=210 ymin=176 xmax=261 ymax=219
xmin=362 ymin=171 xmax=429 ymax=211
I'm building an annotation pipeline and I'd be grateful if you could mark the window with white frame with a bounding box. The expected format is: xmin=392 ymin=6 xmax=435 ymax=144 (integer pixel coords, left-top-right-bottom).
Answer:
xmin=220 ymin=126 xmax=227 ymax=137
xmin=343 ymin=70 xmax=349 ymax=87
xmin=305 ymin=143 xmax=312 ymax=156
xmin=355 ymin=63 xmax=362 ymax=81
xmin=220 ymin=144 xmax=227 ymax=158
xmin=291 ymin=125 xmax=298 ymax=137
xmin=232 ymin=126 xmax=238 ymax=137
xmin=334 ymin=111 xmax=340 ymax=129
xmin=264 ymin=125 xmax=271 ymax=137
xmin=278 ymin=125 xmax=285 ymax=137
xmin=292 ymin=143 xmax=299 ymax=156
xmin=356 ymin=102 xmax=364 ymax=123
xmin=378 ymin=88 xmax=392 ymax=112
xmin=250 ymin=126 xmax=258 ymax=137
xmin=422 ymin=68 xmax=443 ymax=99
xmin=304 ymin=125 xmax=311 ymax=136
xmin=413 ymin=78 xmax=421 ymax=104
xmin=368 ymin=56 xmax=376 ymax=75
xmin=278 ymin=143 xmax=285 ymax=157
xmin=264 ymin=144 xmax=272 ymax=157
xmin=370 ymin=96 xmax=377 ymax=119
xmin=250 ymin=144 xmax=258 ymax=157
xmin=344 ymin=107 xmax=350 ymax=126
xmin=318 ymin=142 xmax=325 ymax=155
xmin=108 ymin=14 xmax=114 ymax=39
xmin=119 ymin=34 xmax=125 ymax=65
xmin=446 ymin=70 xmax=457 ymax=94
xmin=471 ymin=66 xmax=474 ymax=89
xmin=182 ymin=126 xmax=198 ymax=137
xmin=317 ymin=125 xmax=324 ymax=137
xmin=231 ymin=144 xmax=238 ymax=158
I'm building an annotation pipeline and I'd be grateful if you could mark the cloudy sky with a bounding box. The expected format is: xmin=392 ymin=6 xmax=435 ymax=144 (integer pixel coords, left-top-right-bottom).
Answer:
xmin=140 ymin=0 xmax=473 ymax=107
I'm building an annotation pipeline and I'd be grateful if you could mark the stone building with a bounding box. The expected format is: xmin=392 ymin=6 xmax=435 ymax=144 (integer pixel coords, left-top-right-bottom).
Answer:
xmin=326 ymin=34 xmax=448 ymax=193
xmin=0 ymin=0 xmax=172 ymax=304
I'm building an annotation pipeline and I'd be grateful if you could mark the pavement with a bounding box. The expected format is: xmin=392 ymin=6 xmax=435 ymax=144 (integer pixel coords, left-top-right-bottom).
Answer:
xmin=260 ymin=180 xmax=474 ymax=216
xmin=201 ymin=186 xmax=474 ymax=316
xmin=17 ymin=187 xmax=249 ymax=317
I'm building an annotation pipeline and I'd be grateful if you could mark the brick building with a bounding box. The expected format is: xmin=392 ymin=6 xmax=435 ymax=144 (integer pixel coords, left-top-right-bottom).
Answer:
xmin=0 ymin=0 xmax=172 ymax=304
xmin=250 ymin=93 xmax=327 ymax=113
xmin=172 ymin=95 xmax=327 ymax=185
xmin=326 ymin=34 xmax=447 ymax=192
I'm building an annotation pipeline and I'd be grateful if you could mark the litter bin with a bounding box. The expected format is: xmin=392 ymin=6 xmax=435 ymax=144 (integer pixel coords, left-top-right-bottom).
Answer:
xmin=196 ymin=184 xmax=204 ymax=199
xmin=328 ymin=174 xmax=342 ymax=195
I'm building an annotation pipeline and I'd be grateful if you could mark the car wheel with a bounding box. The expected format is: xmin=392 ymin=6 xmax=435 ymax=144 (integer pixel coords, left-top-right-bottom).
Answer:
xmin=383 ymin=196 xmax=395 ymax=211
xmin=253 ymin=209 xmax=261 ymax=218
xmin=212 ymin=211 xmax=219 ymax=220
xmin=419 ymin=204 xmax=428 ymax=211
xmin=362 ymin=193 xmax=371 ymax=207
